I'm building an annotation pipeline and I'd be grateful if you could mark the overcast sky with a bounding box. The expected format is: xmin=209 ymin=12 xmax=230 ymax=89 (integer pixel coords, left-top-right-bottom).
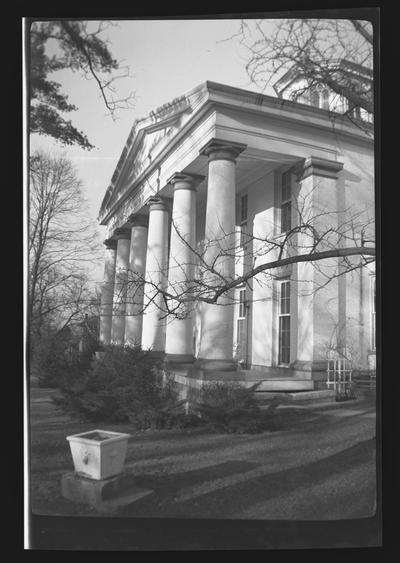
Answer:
xmin=29 ymin=18 xmax=278 ymax=283
xmin=30 ymin=20 xmax=276 ymax=215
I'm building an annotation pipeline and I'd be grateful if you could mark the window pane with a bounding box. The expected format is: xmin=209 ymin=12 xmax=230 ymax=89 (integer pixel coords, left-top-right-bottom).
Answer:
xmin=241 ymin=194 xmax=248 ymax=222
xmin=240 ymin=222 xmax=247 ymax=247
xmin=322 ymin=89 xmax=330 ymax=110
xmin=239 ymin=289 xmax=246 ymax=318
xmin=279 ymin=316 xmax=291 ymax=364
xmin=310 ymin=90 xmax=320 ymax=107
xmin=280 ymin=281 xmax=290 ymax=314
xmin=281 ymin=202 xmax=291 ymax=232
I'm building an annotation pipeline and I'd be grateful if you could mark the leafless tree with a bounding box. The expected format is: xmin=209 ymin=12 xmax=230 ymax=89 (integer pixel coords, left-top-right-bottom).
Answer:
xmin=115 ymin=183 xmax=375 ymax=322
xmin=232 ymin=19 xmax=373 ymax=119
xmin=29 ymin=150 xmax=102 ymax=341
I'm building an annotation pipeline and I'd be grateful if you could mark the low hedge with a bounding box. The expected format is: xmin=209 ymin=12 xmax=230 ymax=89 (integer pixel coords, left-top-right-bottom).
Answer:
xmin=193 ymin=382 xmax=282 ymax=434
xmin=53 ymin=346 xmax=282 ymax=433
xmin=53 ymin=345 xmax=187 ymax=430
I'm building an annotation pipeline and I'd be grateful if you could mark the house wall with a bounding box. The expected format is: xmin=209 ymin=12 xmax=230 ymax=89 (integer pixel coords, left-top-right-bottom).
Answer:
xmin=230 ymin=135 xmax=374 ymax=372
xmin=337 ymin=137 xmax=375 ymax=369
xmin=240 ymin=171 xmax=276 ymax=368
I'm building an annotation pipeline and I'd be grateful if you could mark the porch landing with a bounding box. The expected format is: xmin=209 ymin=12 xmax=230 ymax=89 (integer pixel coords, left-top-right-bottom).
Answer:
xmin=169 ymin=365 xmax=321 ymax=392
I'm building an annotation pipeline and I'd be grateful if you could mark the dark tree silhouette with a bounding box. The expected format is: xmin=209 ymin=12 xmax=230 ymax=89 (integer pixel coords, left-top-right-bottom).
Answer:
xmin=29 ymin=20 xmax=135 ymax=149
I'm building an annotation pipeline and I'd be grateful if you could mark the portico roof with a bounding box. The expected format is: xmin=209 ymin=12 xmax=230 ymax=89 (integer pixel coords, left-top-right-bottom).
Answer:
xmin=98 ymin=80 xmax=373 ymax=233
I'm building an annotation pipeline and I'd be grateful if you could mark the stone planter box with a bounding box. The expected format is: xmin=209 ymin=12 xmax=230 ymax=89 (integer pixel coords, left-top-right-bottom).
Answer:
xmin=66 ymin=430 xmax=131 ymax=480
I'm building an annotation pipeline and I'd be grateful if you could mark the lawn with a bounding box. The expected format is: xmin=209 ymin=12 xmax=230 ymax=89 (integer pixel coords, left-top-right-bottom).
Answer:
xmin=28 ymin=384 xmax=377 ymax=521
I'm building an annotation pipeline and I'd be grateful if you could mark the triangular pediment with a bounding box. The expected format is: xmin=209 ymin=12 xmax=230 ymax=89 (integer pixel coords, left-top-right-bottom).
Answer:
xmin=126 ymin=113 xmax=185 ymax=184
xmin=102 ymin=93 xmax=200 ymax=214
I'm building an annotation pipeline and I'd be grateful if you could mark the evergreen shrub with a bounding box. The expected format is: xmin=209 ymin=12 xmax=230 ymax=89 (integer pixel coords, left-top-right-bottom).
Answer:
xmin=53 ymin=345 xmax=187 ymax=429
xmin=193 ymin=381 xmax=282 ymax=434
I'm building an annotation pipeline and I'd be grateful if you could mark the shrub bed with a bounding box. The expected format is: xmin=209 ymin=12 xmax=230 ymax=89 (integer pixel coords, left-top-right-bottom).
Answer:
xmin=53 ymin=346 xmax=282 ymax=433
xmin=53 ymin=345 xmax=189 ymax=430
xmin=193 ymin=382 xmax=282 ymax=434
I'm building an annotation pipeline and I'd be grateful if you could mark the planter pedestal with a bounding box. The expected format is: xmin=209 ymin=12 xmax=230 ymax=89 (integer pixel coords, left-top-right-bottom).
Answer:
xmin=61 ymin=471 xmax=153 ymax=514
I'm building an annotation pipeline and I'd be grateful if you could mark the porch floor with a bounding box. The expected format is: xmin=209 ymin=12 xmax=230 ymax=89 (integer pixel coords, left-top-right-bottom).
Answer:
xmin=171 ymin=365 xmax=319 ymax=392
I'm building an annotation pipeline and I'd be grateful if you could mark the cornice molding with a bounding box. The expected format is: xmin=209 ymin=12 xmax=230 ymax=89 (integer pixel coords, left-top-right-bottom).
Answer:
xmin=147 ymin=197 xmax=169 ymax=212
xmin=126 ymin=214 xmax=149 ymax=228
xmin=199 ymin=138 xmax=247 ymax=163
xmin=99 ymin=81 xmax=372 ymax=225
xmin=167 ymin=171 xmax=205 ymax=190
xmin=295 ymin=156 xmax=344 ymax=181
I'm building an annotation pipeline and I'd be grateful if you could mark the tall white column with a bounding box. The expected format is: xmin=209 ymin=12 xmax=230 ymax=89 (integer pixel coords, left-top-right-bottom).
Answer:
xmin=99 ymin=239 xmax=117 ymax=345
xmin=293 ymin=156 xmax=344 ymax=376
xmin=111 ymin=229 xmax=131 ymax=346
xmin=196 ymin=139 xmax=246 ymax=371
xmin=141 ymin=198 xmax=169 ymax=353
xmin=165 ymin=173 xmax=204 ymax=363
xmin=124 ymin=215 xmax=148 ymax=347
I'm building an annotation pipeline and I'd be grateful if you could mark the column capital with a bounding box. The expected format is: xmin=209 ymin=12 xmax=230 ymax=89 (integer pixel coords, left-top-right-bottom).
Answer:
xmin=103 ymin=238 xmax=118 ymax=249
xmin=167 ymin=172 xmax=205 ymax=191
xmin=147 ymin=197 xmax=169 ymax=212
xmin=113 ymin=227 xmax=131 ymax=240
xmin=199 ymin=138 xmax=247 ymax=163
xmin=295 ymin=156 xmax=344 ymax=181
xmin=127 ymin=214 xmax=149 ymax=228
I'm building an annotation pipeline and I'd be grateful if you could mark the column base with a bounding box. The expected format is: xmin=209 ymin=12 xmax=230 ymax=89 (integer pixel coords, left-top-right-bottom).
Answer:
xmin=165 ymin=353 xmax=195 ymax=365
xmin=146 ymin=350 xmax=166 ymax=360
xmin=292 ymin=360 xmax=327 ymax=372
xmin=194 ymin=358 xmax=238 ymax=372
xmin=292 ymin=360 xmax=327 ymax=382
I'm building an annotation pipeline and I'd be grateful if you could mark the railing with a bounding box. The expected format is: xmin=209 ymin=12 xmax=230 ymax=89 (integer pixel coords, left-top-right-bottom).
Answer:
xmin=326 ymin=357 xmax=353 ymax=394
xmin=352 ymin=369 xmax=376 ymax=390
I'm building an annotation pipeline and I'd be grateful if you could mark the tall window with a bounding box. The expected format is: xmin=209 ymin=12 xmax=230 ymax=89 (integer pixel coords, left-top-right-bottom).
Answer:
xmin=371 ymin=276 xmax=376 ymax=350
xmin=238 ymin=288 xmax=247 ymax=319
xmin=237 ymin=288 xmax=247 ymax=366
xmin=281 ymin=172 xmax=292 ymax=233
xmin=240 ymin=194 xmax=248 ymax=247
xmin=278 ymin=280 xmax=291 ymax=365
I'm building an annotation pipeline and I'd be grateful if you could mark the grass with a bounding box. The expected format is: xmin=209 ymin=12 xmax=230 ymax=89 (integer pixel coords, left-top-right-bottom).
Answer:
xmin=28 ymin=384 xmax=376 ymax=519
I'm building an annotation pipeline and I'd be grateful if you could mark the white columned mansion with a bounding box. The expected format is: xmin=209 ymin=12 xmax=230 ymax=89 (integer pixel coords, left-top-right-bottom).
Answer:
xmin=98 ymin=78 xmax=375 ymax=393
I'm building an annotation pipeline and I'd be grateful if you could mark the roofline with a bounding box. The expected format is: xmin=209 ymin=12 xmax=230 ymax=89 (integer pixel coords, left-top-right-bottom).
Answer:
xmin=272 ymin=58 xmax=373 ymax=94
xmin=98 ymin=81 xmax=210 ymax=215
xmin=99 ymin=79 xmax=374 ymax=225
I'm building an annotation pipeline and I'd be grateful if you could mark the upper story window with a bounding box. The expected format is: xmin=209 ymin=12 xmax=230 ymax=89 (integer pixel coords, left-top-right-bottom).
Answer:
xmin=310 ymin=89 xmax=320 ymax=107
xmin=240 ymin=193 xmax=248 ymax=247
xmin=321 ymin=89 xmax=330 ymax=110
xmin=281 ymin=172 xmax=292 ymax=233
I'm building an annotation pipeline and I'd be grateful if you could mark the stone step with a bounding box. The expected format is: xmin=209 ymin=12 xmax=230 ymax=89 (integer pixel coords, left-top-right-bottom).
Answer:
xmin=246 ymin=379 xmax=315 ymax=392
xmin=172 ymin=371 xmax=315 ymax=392
xmin=196 ymin=369 xmax=313 ymax=381
xmin=255 ymin=389 xmax=336 ymax=404
xmin=192 ymin=378 xmax=314 ymax=391
xmin=284 ymin=389 xmax=336 ymax=402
